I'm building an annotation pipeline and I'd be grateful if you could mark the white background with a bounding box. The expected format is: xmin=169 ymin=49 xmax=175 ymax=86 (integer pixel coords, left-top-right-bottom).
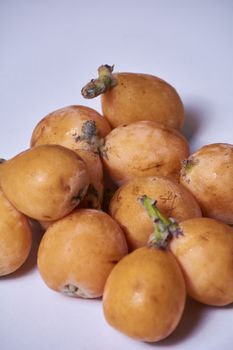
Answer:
xmin=0 ymin=1 xmax=233 ymax=349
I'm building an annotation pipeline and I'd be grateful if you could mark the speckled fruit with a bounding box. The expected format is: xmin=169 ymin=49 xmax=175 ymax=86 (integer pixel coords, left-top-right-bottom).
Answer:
xmin=170 ymin=217 xmax=233 ymax=306
xmin=30 ymin=105 xmax=111 ymax=151
xmin=109 ymin=176 xmax=202 ymax=250
xmin=30 ymin=105 xmax=110 ymax=209
xmin=101 ymin=121 xmax=189 ymax=185
xmin=180 ymin=143 xmax=233 ymax=224
xmin=37 ymin=209 xmax=128 ymax=298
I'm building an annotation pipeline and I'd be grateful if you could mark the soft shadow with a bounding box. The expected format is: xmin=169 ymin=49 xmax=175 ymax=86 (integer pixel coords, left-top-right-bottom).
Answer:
xmin=217 ymin=302 xmax=233 ymax=310
xmin=1 ymin=220 xmax=44 ymax=279
xmin=147 ymin=297 xmax=205 ymax=347
xmin=59 ymin=292 xmax=102 ymax=304
xmin=182 ymin=104 xmax=204 ymax=143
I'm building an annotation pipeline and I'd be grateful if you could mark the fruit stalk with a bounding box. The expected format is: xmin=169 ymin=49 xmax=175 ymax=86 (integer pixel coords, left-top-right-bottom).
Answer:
xmin=139 ymin=195 xmax=182 ymax=249
xmin=81 ymin=64 xmax=117 ymax=98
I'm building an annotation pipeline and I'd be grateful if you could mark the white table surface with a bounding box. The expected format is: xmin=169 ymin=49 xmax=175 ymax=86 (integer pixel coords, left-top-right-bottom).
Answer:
xmin=0 ymin=1 xmax=233 ymax=349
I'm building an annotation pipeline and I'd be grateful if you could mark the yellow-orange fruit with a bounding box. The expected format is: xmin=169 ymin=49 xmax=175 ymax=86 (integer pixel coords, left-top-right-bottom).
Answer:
xmin=30 ymin=105 xmax=111 ymax=151
xmin=101 ymin=121 xmax=189 ymax=185
xmin=109 ymin=176 xmax=202 ymax=251
xmin=30 ymin=105 xmax=109 ymax=208
xmin=103 ymin=246 xmax=186 ymax=342
xmin=0 ymin=145 xmax=90 ymax=221
xmin=101 ymin=72 xmax=184 ymax=129
xmin=37 ymin=209 xmax=128 ymax=298
xmin=170 ymin=218 xmax=233 ymax=306
xmin=180 ymin=143 xmax=233 ymax=224
xmin=0 ymin=189 xmax=32 ymax=276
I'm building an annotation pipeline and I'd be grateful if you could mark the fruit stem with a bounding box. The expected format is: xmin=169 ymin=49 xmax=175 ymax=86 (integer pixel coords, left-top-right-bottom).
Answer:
xmin=138 ymin=195 xmax=182 ymax=249
xmin=81 ymin=64 xmax=117 ymax=99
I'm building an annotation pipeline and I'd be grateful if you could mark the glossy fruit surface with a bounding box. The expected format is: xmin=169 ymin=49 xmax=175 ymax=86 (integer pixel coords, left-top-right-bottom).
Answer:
xmin=101 ymin=121 xmax=189 ymax=185
xmin=109 ymin=176 xmax=202 ymax=250
xmin=0 ymin=145 xmax=90 ymax=221
xmin=170 ymin=217 xmax=233 ymax=306
xmin=101 ymin=72 xmax=184 ymax=129
xmin=0 ymin=189 xmax=32 ymax=276
xmin=38 ymin=209 xmax=128 ymax=298
xmin=103 ymin=246 xmax=186 ymax=342
xmin=180 ymin=143 xmax=233 ymax=224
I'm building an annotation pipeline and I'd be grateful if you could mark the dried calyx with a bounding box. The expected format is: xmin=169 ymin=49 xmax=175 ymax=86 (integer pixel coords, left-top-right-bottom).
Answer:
xmin=62 ymin=284 xmax=91 ymax=298
xmin=181 ymin=157 xmax=199 ymax=174
xmin=139 ymin=195 xmax=182 ymax=249
xmin=180 ymin=157 xmax=198 ymax=183
xmin=75 ymin=120 xmax=105 ymax=153
xmin=81 ymin=64 xmax=117 ymax=99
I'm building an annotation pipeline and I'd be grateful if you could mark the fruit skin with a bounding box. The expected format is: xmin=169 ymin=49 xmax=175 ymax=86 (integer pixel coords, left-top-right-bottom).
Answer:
xmin=0 ymin=145 xmax=90 ymax=221
xmin=0 ymin=188 xmax=32 ymax=276
xmin=180 ymin=143 xmax=233 ymax=224
xmin=101 ymin=120 xmax=189 ymax=185
xmin=103 ymin=246 xmax=186 ymax=342
xmin=73 ymin=149 xmax=103 ymax=209
xmin=30 ymin=105 xmax=111 ymax=150
xmin=109 ymin=176 xmax=202 ymax=251
xmin=30 ymin=105 xmax=110 ymax=209
xmin=37 ymin=209 xmax=128 ymax=298
xmin=101 ymin=72 xmax=184 ymax=129
xmin=170 ymin=217 xmax=233 ymax=306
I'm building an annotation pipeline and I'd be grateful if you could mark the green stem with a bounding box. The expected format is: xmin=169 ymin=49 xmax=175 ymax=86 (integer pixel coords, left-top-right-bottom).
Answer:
xmin=138 ymin=195 xmax=182 ymax=249
xmin=81 ymin=64 xmax=117 ymax=99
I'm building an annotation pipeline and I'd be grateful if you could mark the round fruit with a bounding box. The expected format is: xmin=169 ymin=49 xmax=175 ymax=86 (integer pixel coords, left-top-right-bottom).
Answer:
xmin=82 ymin=65 xmax=184 ymax=129
xmin=180 ymin=143 xmax=233 ymax=224
xmin=30 ymin=105 xmax=110 ymax=209
xmin=103 ymin=246 xmax=186 ymax=342
xmin=109 ymin=176 xmax=202 ymax=250
xmin=30 ymin=105 xmax=111 ymax=152
xmin=170 ymin=217 xmax=233 ymax=306
xmin=37 ymin=209 xmax=128 ymax=298
xmin=101 ymin=120 xmax=189 ymax=185
xmin=0 ymin=145 xmax=90 ymax=221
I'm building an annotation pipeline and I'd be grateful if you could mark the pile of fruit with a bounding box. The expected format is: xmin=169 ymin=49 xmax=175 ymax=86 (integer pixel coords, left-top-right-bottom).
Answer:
xmin=1 ymin=65 xmax=233 ymax=343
